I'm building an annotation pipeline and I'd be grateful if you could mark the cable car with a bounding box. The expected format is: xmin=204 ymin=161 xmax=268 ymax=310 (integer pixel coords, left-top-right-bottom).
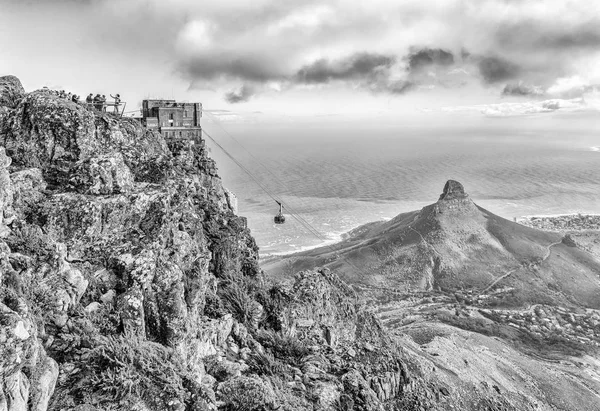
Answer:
xmin=274 ymin=201 xmax=286 ymax=224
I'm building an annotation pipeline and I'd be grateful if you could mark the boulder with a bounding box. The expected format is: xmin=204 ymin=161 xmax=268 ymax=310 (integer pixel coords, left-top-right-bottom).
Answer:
xmin=311 ymin=382 xmax=341 ymax=411
xmin=0 ymin=75 xmax=25 ymax=108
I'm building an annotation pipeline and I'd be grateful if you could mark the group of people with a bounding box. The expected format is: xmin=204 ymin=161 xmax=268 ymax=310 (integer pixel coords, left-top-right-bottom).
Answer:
xmin=40 ymin=87 xmax=122 ymax=114
xmin=42 ymin=87 xmax=81 ymax=103
xmin=85 ymin=93 xmax=121 ymax=113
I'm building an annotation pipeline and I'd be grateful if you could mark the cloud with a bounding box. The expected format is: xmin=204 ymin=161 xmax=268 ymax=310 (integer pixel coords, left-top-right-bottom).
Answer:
xmin=502 ymin=82 xmax=544 ymax=97
xmin=291 ymin=52 xmax=416 ymax=94
xmin=3 ymin=0 xmax=600 ymax=105
xmin=443 ymin=97 xmax=598 ymax=117
xmin=224 ymin=85 xmax=256 ymax=103
xmin=294 ymin=53 xmax=395 ymax=84
xmin=477 ymin=56 xmax=520 ymax=84
xmin=545 ymin=76 xmax=600 ymax=98
xmin=407 ymin=48 xmax=454 ymax=72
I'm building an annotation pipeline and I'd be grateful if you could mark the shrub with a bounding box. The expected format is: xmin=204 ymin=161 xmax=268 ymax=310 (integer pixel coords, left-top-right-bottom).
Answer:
xmin=219 ymin=282 xmax=262 ymax=326
xmin=246 ymin=351 xmax=285 ymax=376
xmin=256 ymin=330 xmax=310 ymax=368
xmin=217 ymin=376 xmax=276 ymax=411
xmin=72 ymin=335 xmax=198 ymax=409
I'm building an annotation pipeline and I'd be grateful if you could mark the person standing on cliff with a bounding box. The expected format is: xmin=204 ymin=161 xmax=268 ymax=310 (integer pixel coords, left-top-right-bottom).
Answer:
xmin=86 ymin=93 xmax=93 ymax=109
xmin=110 ymin=93 xmax=121 ymax=114
xmin=101 ymin=95 xmax=107 ymax=112
xmin=93 ymin=94 xmax=102 ymax=111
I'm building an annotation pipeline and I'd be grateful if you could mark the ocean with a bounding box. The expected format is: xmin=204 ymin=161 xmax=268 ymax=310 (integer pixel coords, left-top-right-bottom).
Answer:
xmin=206 ymin=118 xmax=600 ymax=257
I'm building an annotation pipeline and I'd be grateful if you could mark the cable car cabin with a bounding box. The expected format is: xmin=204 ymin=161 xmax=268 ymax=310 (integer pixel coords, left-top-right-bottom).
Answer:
xmin=274 ymin=201 xmax=285 ymax=224
xmin=274 ymin=213 xmax=285 ymax=224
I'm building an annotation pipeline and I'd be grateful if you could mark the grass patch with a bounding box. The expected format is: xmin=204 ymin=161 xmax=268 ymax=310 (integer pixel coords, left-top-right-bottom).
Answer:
xmin=71 ymin=335 xmax=205 ymax=410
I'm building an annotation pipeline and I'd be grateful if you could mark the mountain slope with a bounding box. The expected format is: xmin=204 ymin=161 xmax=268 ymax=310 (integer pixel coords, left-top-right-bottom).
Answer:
xmin=264 ymin=180 xmax=600 ymax=309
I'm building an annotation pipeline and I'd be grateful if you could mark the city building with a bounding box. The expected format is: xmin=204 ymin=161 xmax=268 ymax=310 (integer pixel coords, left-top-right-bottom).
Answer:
xmin=141 ymin=99 xmax=202 ymax=139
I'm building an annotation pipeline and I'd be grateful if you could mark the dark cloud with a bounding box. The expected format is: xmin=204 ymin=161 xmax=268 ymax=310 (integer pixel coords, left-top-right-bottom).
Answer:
xmin=378 ymin=80 xmax=414 ymax=94
xmin=182 ymin=55 xmax=287 ymax=83
xmin=478 ymin=56 xmax=520 ymax=84
xmin=407 ymin=48 xmax=454 ymax=72
xmin=292 ymin=53 xmax=419 ymax=95
xmin=224 ymin=84 xmax=255 ymax=103
xmin=502 ymin=82 xmax=543 ymax=97
xmin=294 ymin=53 xmax=395 ymax=84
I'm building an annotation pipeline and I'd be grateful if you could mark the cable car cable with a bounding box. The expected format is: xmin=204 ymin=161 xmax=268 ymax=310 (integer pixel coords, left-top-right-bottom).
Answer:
xmin=203 ymin=112 xmax=333 ymax=243
xmin=201 ymin=123 xmax=354 ymax=257
xmin=202 ymin=130 xmax=324 ymax=239
xmin=202 ymin=127 xmax=363 ymax=275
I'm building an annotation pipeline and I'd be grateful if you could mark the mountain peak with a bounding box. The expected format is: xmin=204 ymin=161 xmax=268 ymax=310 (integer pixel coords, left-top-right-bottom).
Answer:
xmin=439 ymin=180 xmax=468 ymax=201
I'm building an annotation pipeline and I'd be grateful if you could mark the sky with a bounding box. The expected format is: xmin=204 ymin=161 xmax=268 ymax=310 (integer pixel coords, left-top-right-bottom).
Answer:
xmin=1 ymin=0 xmax=599 ymax=124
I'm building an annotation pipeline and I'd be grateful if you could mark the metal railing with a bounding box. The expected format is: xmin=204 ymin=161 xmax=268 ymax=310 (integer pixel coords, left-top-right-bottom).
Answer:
xmin=85 ymin=101 xmax=127 ymax=116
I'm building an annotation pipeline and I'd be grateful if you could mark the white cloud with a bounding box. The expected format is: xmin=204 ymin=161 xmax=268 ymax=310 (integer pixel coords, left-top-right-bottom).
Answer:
xmin=3 ymin=0 xmax=600 ymax=107
xmin=443 ymin=97 xmax=598 ymax=117
xmin=547 ymin=76 xmax=589 ymax=96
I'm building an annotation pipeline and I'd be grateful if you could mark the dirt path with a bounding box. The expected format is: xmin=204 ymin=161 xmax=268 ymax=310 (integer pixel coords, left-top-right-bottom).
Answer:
xmin=482 ymin=240 xmax=563 ymax=293
xmin=542 ymin=240 xmax=563 ymax=261
xmin=409 ymin=225 xmax=443 ymax=259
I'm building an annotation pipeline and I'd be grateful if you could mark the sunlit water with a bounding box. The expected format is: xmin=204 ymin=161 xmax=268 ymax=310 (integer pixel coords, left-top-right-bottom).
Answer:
xmin=206 ymin=119 xmax=600 ymax=257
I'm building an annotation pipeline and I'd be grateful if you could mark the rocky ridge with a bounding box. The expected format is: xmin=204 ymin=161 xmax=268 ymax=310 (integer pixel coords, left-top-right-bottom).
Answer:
xmin=0 ymin=75 xmax=458 ymax=411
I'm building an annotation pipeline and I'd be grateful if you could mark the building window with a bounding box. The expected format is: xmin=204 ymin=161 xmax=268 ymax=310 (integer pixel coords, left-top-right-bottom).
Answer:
xmin=184 ymin=110 xmax=188 ymax=117
xmin=169 ymin=113 xmax=174 ymax=120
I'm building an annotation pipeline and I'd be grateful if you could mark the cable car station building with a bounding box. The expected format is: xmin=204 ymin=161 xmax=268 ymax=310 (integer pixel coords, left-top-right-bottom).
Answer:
xmin=141 ymin=99 xmax=202 ymax=140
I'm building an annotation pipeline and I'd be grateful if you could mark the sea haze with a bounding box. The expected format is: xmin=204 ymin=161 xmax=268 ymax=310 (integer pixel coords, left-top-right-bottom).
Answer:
xmin=208 ymin=118 xmax=600 ymax=257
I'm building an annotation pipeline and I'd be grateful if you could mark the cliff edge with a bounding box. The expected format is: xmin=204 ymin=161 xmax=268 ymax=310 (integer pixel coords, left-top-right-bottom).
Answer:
xmin=0 ymin=75 xmax=427 ymax=411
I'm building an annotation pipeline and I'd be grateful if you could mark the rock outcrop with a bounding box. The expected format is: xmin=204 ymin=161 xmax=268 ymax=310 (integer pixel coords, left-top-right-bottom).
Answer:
xmin=0 ymin=75 xmax=25 ymax=109
xmin=438 ymin=179 xmax=468 ymax=201
xmin=0 ymin=76 xmax=419 ymax=411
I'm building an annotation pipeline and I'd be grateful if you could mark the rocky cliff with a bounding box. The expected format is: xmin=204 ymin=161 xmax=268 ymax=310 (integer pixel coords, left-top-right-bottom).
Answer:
xmin=0 ymin=75 xmax=434 ymax=411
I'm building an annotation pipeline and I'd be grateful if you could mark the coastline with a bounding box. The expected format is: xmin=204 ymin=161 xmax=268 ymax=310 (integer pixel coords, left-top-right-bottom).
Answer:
xmin=259 ymin=218 xmax=389 ymax=264
xmin=516 ymin=213 xmax=600 ymax=232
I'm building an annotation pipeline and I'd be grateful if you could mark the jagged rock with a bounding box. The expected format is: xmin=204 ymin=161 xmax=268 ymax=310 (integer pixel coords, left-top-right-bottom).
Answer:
xmin=273 ymin=268 xmax=360 ymax=346
xmin=29 ymin=355 xmax=59 ymax=411
xmin=70 ymin=152 xmax=134 ymax=195
xmin=311 ymin=382 xmax=341 ymax=411
xmin=9 ymin=168 xmax=46 ymax=221
xmin=0 ymin=147 xmax=12 ymax=237
xmin=42 ymin=243 xmax=88 ymax=327
xmin=341 ymin=370 xmax=383 ymax=411
xmin=99 ymin=289 xmax=115 ymax=305
xmin=0 ymin=75 xmax=25 ymax=109
xmin=438 ymin=179 xmax=468 ymax=201
xmin=1 ymin=372 xmax=29 ymax=411
xmin=0 ymin=301 xmax=58 ymax=411
xmin=2 ymin=90 xmax=172 ymax=185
